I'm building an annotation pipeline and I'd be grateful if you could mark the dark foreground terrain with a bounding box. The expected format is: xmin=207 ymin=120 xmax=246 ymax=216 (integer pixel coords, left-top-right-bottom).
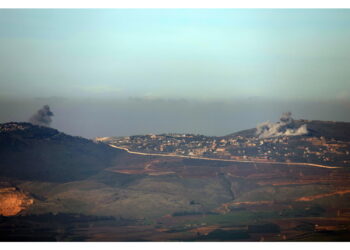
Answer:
xmin=1 ymin=122 xmax=350 ymax=241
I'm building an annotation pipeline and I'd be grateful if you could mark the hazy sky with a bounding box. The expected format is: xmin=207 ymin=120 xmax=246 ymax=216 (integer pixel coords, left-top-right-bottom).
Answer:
xmin=1 ymin=9 xmax=350 ymax=137
xmin=1 ymin=9 xmax=350 ymax=100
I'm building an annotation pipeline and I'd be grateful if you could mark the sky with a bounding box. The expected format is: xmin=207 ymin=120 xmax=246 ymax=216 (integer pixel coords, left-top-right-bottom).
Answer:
xmin=1 ymin=9 xmax=350 ymax=137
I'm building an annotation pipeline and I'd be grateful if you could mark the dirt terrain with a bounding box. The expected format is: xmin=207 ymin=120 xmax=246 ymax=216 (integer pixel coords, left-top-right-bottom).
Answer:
xmin=0 ymin=187 xmax=33 ymax=216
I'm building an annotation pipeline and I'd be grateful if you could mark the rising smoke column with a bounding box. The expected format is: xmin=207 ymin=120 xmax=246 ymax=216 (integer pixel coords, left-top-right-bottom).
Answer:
xmin=29 ymin=105 xmax=54 ymax=126
xmin=256 ymin=112 xmax=308 ymax=139
xmin=280 ymin=111 xmax=293 ymax=123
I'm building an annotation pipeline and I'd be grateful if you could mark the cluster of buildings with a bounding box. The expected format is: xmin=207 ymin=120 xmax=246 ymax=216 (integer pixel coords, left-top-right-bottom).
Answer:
xmin=106 ymin=133 xmax=350 ymax=165
xmin=0 ymin=123 xmax=27 ymax=133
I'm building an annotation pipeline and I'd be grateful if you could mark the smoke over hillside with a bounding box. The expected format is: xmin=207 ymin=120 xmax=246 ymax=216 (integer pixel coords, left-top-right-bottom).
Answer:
xmin=29 ymin=105 xmax=54 ymax=126
xmin=256 ymin=112 xmax=308 ymax=139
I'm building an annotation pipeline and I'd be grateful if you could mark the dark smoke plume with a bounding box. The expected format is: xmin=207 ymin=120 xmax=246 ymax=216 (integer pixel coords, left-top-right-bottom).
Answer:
xmin=29 ymin=105 xmax=54 ymax=126
xmin=256 ymin=112 xmax=308 ymax=139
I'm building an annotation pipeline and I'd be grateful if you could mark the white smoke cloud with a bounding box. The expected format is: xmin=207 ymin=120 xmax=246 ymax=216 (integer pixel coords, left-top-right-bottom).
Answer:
xmin=256 ymin=112 xmax=308 ymax=138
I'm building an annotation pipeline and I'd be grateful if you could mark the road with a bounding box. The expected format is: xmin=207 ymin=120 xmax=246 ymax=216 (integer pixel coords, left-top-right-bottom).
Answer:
xmin=108 ymin=144 xmax=342 ymax=169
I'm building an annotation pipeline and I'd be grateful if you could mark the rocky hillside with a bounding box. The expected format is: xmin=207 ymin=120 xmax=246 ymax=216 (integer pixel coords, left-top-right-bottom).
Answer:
xmin=0 ymin=186 xmax=33 ymax=216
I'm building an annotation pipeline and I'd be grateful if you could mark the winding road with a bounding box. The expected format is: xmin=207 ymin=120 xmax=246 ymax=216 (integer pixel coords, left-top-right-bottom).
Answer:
xmin=108 ymin=144 xmax=342 ymax=169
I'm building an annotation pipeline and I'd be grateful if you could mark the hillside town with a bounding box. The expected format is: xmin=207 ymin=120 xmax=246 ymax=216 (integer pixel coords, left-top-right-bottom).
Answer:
xmin=98 ymin=133 xmax=350 ymax=166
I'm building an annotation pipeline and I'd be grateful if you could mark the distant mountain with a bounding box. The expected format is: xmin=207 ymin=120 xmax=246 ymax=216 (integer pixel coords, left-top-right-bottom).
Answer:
xmin=0 ymin=122 xmax=123 ymax=182
xmin=225 ymin=120 xmax=350 ymax=141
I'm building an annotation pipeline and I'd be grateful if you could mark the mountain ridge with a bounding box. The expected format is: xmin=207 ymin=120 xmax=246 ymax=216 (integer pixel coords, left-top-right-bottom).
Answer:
xmin=0 ymin=122 xmax=124 ymax=182
xmin=225 ymin=119 xmax=350 ymax=141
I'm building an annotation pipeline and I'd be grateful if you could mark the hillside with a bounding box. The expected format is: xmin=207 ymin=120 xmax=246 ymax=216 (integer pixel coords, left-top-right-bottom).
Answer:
xmin=226 ymin=120 xmax=350 ymax=141
xmin=0 ymin=122 xmax=124 ymax=182
xmin=101 ymin=120 xmax=350 ymax=168
xmin=1 ymin=121 xmax=350 ymax=241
